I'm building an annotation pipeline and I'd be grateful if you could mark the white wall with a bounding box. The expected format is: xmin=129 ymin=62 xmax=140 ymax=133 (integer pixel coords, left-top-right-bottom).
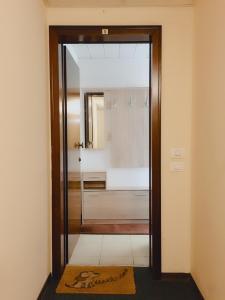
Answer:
xmin=0 ymin=1 xmax=50 ymax=299
xmin=47 ymin=6 xmax=193 ymax=273
xmin=191 ymin=0 xmax=225 ymax=299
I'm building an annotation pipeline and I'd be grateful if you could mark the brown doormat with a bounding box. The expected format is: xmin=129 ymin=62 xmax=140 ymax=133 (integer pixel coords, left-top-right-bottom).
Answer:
xmin=56 ymin=265 xmax=136 ymax=295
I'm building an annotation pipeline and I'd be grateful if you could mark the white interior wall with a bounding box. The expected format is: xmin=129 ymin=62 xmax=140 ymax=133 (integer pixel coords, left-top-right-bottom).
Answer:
xmin=48 ymin=6 xmax=193 ymax=273
xmin=191 ymin=0 xmax=225 ymax=299
xmin=0 ymin=1 xmax=50 ymax=299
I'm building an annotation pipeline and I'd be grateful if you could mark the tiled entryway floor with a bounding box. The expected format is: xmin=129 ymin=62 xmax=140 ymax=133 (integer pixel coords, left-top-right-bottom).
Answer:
xmin=69 ymin=234 xmax=149 ymax=267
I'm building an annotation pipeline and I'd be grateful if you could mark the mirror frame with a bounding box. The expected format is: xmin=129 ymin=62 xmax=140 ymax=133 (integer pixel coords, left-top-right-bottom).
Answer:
xmin=84 ymin=92 xmax=104 ymax=149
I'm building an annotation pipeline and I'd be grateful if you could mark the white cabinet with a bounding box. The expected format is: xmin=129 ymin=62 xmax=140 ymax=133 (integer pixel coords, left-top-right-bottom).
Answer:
xmin=83 ymin=190 xmax=149 ymax=223
xmin=81 ymin=171 xmax=149 ymax=224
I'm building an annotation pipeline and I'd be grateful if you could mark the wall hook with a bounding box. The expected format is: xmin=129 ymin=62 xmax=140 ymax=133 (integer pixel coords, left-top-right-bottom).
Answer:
xmin=145 ymin=96 xmax=149 ymax=107
xmin=129 ymin=96 xmax=133 ymax=107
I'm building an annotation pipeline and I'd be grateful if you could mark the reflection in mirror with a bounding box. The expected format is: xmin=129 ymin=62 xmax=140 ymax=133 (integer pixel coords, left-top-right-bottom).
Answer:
xmin=84 ymin=93 xmax=105 ymax=149
xmin=67 ymin=90 xmax=81 ymax=150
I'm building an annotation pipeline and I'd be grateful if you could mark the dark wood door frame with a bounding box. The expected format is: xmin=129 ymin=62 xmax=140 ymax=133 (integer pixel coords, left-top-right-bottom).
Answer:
xmin=49 ymin=25 xmax=161 ymax=279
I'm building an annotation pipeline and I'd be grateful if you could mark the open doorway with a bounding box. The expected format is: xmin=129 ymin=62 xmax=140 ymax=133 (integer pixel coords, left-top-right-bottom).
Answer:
xmin=66 ymin=43 xmax=150 ymax=269
xmin=49 ymin=26 xmax=161 ymax=280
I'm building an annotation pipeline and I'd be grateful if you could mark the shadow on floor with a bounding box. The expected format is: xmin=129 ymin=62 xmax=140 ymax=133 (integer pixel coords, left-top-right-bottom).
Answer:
xmin=40 ymin=268 xmax=204 ymax=300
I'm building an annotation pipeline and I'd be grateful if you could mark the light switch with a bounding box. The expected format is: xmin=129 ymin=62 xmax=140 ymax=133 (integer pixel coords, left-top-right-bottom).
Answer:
xmin=171 ymin=148 xmax=184 ymax=159
xmin=170 ymin=162 xmax=184 ymax=172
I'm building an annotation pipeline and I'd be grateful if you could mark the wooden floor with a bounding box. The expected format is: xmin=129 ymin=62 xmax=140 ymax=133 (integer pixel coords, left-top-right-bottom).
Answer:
xmin=80 ymin=224 xmax=149 ymax=234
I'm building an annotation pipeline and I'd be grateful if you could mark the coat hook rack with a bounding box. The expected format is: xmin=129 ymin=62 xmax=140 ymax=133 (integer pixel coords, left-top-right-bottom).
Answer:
xmin=145 ymin=96 xmax=149 ymax=107
xmin=129 ymin=96 xmax=133 ymax=107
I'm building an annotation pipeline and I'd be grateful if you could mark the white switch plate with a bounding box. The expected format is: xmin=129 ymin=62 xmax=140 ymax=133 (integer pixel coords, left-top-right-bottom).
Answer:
xmin=171 ymin=148 xmax=185 ymax=159
xmin=170 ymin=162 xmax=185 ymax=172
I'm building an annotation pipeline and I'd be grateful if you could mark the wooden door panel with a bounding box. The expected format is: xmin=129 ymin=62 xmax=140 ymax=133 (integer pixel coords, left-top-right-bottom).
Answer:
xmin=65 ymin=48 xmax=82 ymax=262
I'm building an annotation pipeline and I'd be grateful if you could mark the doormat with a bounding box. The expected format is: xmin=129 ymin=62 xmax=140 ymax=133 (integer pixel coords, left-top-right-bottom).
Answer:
xmin=56 ymin=265 xmax=136 ymax=295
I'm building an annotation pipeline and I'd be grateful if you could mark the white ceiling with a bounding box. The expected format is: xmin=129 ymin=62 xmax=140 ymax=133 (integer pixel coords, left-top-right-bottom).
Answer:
xmin=69 ymin=44 xmax=149 ymax=60
xmin=46 ymin=0 xmax=193 ymax=8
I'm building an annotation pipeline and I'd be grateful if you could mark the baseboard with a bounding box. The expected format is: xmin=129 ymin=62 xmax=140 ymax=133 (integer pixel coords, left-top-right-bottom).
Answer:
xmin=37 ymin=273 xmax=52 ymax=300
xmin=190 ymin=274 xmax=205 ymax=299
xmin=162 ymin=272 xmax=191 ymax=280
xmin=162 ymin=273 xmax=204 ymax=299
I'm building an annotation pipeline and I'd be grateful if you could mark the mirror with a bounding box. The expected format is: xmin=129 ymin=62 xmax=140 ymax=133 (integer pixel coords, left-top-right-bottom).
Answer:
xmin=67 ymin=91 xmax=81 ymax=150
xmin=84 ymin=93 xmax=105 ymax=149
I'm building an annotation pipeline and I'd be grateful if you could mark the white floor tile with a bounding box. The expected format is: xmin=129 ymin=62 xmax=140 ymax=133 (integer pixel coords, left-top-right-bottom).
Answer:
xmin=70 ymin=256 xmax=100 ymax=266
xmin=101 ymin=235 xmax=132 ymax=257
xmin=78 ymin=234 xmax=103 ymax=244
xmin=68 ymin=234 xmax=149 ymax=267
xmin=72 ymin=234 xmax=103 ymax=257
xmin=131 ymin=235 xmax=149 ymax=257
xmin=100 ymin=256 xmax=133 ymax=266
xmin=133 ymin=256 xmax=149 ymax=267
